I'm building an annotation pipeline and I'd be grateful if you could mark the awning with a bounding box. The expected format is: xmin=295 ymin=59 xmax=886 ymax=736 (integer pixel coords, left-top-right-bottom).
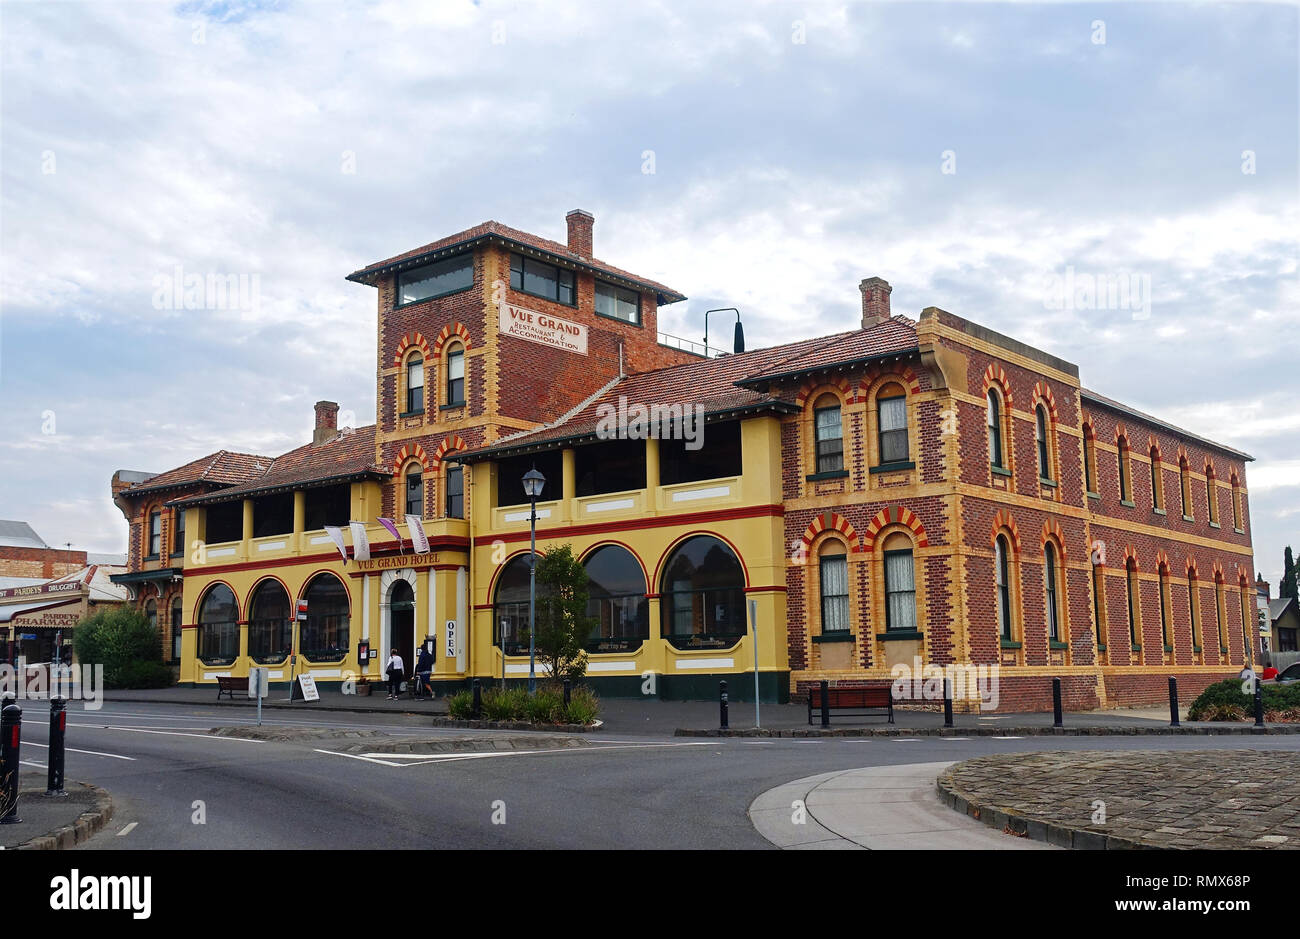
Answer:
xmin=0 ymin=599 xmax=78 ymax=624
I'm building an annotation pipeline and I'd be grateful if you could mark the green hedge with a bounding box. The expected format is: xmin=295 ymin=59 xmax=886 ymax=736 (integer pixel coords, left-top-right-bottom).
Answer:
xmin=72 ymin=606 xmax=173 ymax=689
xmin=447 ymin=683 xmax=600 ymax=725
xmin=1187 ymin=679 xmax=1300 ymax=721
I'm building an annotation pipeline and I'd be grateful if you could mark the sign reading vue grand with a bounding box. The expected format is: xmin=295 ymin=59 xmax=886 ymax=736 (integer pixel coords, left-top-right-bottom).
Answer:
xmin=499 ymin=302 xmax=588 ymax=355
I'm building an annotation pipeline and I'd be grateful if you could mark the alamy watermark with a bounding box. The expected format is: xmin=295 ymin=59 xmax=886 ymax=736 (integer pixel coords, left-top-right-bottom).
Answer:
xmin=890 ymin=656 xmax=1001 ymax=711
xmin=1043 ymin=266 xmax=1150 ymax=320
xmin=594 ymin=395 xmax=705 ymax=450
xmin=1 ymin=660 xmax=104 ymax=710
xmin=152 ymin=265 xmax=260 ymax=313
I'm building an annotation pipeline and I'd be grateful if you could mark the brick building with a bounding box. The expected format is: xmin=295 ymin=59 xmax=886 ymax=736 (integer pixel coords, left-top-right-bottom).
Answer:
xmin=150 ymin=210 xmax=1258 ymax=710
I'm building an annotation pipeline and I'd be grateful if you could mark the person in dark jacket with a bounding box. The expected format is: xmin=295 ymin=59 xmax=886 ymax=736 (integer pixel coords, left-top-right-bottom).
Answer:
xmin=384 ymin=648 xmax=405 ymax=699
xmin=414 ymin=645 xmax=435 ymax=699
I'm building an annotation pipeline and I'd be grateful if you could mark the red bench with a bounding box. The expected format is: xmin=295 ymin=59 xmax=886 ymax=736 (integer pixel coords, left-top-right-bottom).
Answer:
xmin=807 ymin=685 xmax=894 ymax=725
xmin=216 ymin=676 xmax=249 ymax=700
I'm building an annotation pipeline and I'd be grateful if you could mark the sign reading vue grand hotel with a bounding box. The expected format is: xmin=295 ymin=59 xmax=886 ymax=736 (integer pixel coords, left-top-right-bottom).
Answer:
xmin=499 ymin=302 xmax=588 ymax=355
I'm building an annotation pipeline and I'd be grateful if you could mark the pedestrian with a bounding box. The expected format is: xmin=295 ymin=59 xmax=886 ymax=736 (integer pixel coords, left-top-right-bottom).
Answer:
xmin=385 ymin=648 xmax=404 ymax=699
xmin=414 ymin=644 xmax=434 ymax=700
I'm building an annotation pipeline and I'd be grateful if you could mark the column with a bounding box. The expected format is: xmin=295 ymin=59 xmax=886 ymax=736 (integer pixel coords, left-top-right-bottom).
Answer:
xmin=292 ymin=490 xmax=306 ymax=554
xmin=241 ymin=498 xmax=254 ymax=562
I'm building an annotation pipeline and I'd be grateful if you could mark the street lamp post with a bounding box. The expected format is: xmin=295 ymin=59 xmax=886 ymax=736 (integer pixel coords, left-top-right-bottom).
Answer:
xmin=522 ymin=467 xmax=546 ymax=694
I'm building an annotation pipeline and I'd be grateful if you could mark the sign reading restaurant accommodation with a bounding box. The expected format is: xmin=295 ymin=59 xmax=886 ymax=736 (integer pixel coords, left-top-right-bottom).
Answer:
xmin=499 ymin=302 xmax=588 ymax=355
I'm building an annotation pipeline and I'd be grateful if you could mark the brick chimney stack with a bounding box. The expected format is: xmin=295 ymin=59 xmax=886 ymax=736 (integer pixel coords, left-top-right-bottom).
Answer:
xmin=313 ymin=400 xmax=339 ymax=446
xmin=1257 ymin=575 xmax=1270 ymax=600
xmin=566 ymin=209 xmax=594 ymax=259
xmin=860 ymin=277 xmax=892 ymax=329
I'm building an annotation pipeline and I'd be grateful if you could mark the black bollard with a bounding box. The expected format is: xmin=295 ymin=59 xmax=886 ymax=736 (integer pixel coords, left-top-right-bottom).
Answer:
xmin=1052 ymin=677 xmax=1063 ymax=728
xmin=471 ymin=678 xmax=482 ymax=720
xmin=563 ymin=679 xmax=571 ymax=706
xmin=1168 ymin=677 xmax=1180 ymax=728
xmin=1254 ymin=675 xmax=1265 ymax=728
xmin=719 ymin=681 xmax=729 ymax=730
xmin=46 ymin=698 xmax=67 ymax=797
xmin=820 ymin=680 xmax=830 ymax=729
xmin=1 ymin=702 xmax=21 ymax=824
xmin=943 ymin=677 xmax=954 ymax=728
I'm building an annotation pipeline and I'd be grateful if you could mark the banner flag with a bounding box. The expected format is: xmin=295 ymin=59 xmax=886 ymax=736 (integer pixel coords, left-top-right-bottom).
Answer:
xmin=376 ymin=517 xmax=403 ymax=551
xmin=323 ymin=526 xmax=349 ymax=563
xmin=349 ymin=521 xmax=371 ymax=562
xmin=405 ymin=514 xmax=431 ymax=554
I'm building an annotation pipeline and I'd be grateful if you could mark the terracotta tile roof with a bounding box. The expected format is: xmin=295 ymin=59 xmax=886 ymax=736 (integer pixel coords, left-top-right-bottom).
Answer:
xmin=1080 ymin=389 xmax=1254 ymax=461
xmin=458 ymin=321 xmax=920 ymax=460
xmin=171 ymin=426 xmax=388 ymax=506
xmin=121 ymin=450 xmax=274 ymax=497
xmin=345 ymin=219 xmax=687 ymax=304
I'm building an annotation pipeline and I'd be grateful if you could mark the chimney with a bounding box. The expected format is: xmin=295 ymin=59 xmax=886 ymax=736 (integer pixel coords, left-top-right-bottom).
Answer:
xmin=860 ymin=277 xmax=892 ymax=328
xmin=313 ymin=400 xmax=339 ymax=446
xmin=566 ymin=209 xmax=594 ymax=258
xmin=1257 ymin=575 xmax=1270 ymax=600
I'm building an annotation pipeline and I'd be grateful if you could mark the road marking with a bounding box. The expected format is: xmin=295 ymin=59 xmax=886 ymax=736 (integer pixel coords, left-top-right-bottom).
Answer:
xmin=312 ymin=749 xmax=406 ymax=766
xmin=25 ymin=742 xmax=136 ymax=761
xmin=75 ymin=726 xmax=265 ymax=743
xmin=19 ymin=759 xmax=46 ymax=768
xmin=992 ymin=736 xmax=1023 ymax=740
xmin=316 ymin=741 xmax=715 ymax=768
xmin=942 ymin=737 xmax=971 ymax=741
xmin=891 ymin=738 xmax=922 ymax=742
xmin=117 ymin=822 xmax=138 ymax=837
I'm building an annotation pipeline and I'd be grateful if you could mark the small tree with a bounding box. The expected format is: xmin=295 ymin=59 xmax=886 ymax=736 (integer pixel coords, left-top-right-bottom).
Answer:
xmin=1282 ymin=546 xmax=1297 ymax=601
xmin=73 ymin=605 xmax=172 ymax=689
xmin=531 ymin=544 xmax=595 ymax=684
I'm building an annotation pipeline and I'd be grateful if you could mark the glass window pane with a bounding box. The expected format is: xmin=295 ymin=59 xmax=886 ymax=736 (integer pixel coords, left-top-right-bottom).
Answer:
xmin=879 ymin=396 xmax=906 ymax=432
xmin=397 ymin=254 xmax=473 ymax=304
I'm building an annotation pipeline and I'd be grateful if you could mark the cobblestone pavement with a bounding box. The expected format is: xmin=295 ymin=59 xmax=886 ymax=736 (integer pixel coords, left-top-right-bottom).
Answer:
xmin=939 ymin=750 xmax=1300 ymax=849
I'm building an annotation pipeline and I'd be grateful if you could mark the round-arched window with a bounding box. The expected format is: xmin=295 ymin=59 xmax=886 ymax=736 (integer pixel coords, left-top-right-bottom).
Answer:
xmin=248 ymin=579 xmax=291 ymax=664
xmin=197 ymin=583 xmax=239 ymax=667
xmin=584 ymin=545 xmax=648 ymax=652
xmin=300 ymin=574 xmax=349 ymax=662
xmin=660 ymin=535 xmax=745 ymax=647
xmin=493 ymin=555 xmax=533 ymax=655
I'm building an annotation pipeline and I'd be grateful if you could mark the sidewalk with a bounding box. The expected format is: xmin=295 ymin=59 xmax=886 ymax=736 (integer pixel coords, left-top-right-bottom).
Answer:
xmin=748 ymin=761 xmax=1053 ymax=850
xmin=95 ymin=687 xmax=1300 ymax=736
xmin=0 ymin=769 xmax=114 ymax=850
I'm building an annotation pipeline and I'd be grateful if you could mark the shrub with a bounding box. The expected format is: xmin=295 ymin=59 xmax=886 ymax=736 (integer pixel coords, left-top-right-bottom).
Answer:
xmin=446 ymin=690 xmax=474 ymax=719
xmin=524 ymin=688 xmax=564 ymax=724
xmin=1188 ymin=678 xmax=1300 ymax=721
xmin=481 ymin=687 xmax=529 ymax=722
xmin=562 ymin=685 xmax=600 ymax=725
xmin=72 ymin=606 xmax=171 ymax=689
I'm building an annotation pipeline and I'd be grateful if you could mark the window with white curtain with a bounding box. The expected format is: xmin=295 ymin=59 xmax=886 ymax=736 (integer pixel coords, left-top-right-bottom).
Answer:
xmin=884 ymin=550 xmax=916 ymax=631
xmin=819 ymin=552 xmax=849 ymax=633
xmin=877 ymin=394 xmax=909 ymax=464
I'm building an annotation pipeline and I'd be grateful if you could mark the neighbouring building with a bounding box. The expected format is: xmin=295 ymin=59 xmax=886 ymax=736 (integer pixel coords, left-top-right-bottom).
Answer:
xmin=2 ymin=564 xmax=128 ymax=667
xmin=130 ymin=210 xmax=1260 ymax=711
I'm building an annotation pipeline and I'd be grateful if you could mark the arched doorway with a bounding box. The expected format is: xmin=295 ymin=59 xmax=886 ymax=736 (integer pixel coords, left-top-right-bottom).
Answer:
xmin=390 ymin=580 xmax=415 ymax=683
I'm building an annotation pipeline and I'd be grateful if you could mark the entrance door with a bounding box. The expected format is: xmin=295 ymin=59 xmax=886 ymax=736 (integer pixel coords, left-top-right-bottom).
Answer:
xmin=390 ymin=581 xmax=415 ymax=684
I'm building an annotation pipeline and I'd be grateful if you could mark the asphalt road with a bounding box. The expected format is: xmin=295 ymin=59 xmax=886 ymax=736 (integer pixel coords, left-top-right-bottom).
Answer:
xmin=11 ymin=700 xmax=1300 ymax=850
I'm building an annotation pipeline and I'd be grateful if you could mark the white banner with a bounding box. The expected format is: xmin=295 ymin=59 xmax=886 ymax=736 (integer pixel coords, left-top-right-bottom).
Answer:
xmin=323 ymin=525 xmax=349 ymax=562
xmin=405 ymin=514 xmax=430 ymax=554
xmin=349 ymin=521 xmax=370 ymax=561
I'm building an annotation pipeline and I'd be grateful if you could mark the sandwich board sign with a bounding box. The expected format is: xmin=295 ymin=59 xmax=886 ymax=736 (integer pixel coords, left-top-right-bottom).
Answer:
xmin=297 ymin=673 xmax=320 ymax=702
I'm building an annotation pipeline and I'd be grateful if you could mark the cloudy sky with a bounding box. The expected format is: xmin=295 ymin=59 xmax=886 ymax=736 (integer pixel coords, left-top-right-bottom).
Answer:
xmin=1 ymin=0 xmax=1296 ymax=586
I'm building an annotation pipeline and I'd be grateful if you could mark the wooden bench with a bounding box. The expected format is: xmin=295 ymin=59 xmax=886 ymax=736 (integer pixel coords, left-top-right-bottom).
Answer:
xmin=216 ymin=676 xmax=249 ymax=700
xmin=807 ymin=685 xmax=894 ymax=725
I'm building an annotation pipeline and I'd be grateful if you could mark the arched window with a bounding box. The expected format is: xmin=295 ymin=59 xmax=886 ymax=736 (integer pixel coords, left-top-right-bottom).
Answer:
xmin=145 ymin=598 xmax=157 ymax=631
xmin=661 ymin=535 xmax=746 ymax=644
xmin=583 ymin=545 xmax=649 ymax=650
xmin=1035 ymin=405 xmax=1052 ymax=481
xmin=299 ymin=574 xmax=349 ymax=662
xmin=812 ymin=393 xmax=844 ymax=474
xmin=405 ymin=466 xmax=423 ymax=518
xmin=1215 ymin=575 xmax=1227 ymax=651
xmin=446 ymin=344 xmax=466 ymax=406
xmin=882 ymin=532 xmax=916 ymax=632
xmin=445 ymin=464 xmax=464 ymax=518
xmin=1158 ymin=566 xmax=1171 ymax=651
xmin=170 ymin=595 xmax=183 ymax=664
xmin=987 ymin=390 xmax=1005 ymax=470
xmin=1205 ymin=464 xmax=1219 ymax=525
xmin=1230 ymin=474 xmax=1243 ymax=530
xmin=1179 ymin=458 xmax=1192 ymax=519
xmin=1044 ymin=543 xmax=1060 ymax=642
xmin=197 ymin=583 xmax=239 ymax=667
xmin=1149 ymin=447 xmax=1164 ymax=511
xmin=995 ymin=535 xmax=1013 ymax=640
xmin=1092 ymin=563 xmax=1107 ymax=652
xmin=876 ymin=382 xmax=909 ymax=465
xmin=818 ymin=541 xmax=850 ymax=634
xmin=1240 ymin=586 xmax=1253 ymax=665
xmin=1083 ymin=424 xmax=1098 ymax=495
xmin=248 ymin=579 xmax=291 ymax=664
xmin=1118 ymin=435 xmax=1133 ymax=502
xmin=405 ymin=353 xmax=424 ymax=413
xmin=1188 ymin=572 xmax=1201 ymax=650
xmin=1125 ymin=559 xmax=1140 ymax=648
xmin=493 ymin=554 xmax=533 ymax=654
